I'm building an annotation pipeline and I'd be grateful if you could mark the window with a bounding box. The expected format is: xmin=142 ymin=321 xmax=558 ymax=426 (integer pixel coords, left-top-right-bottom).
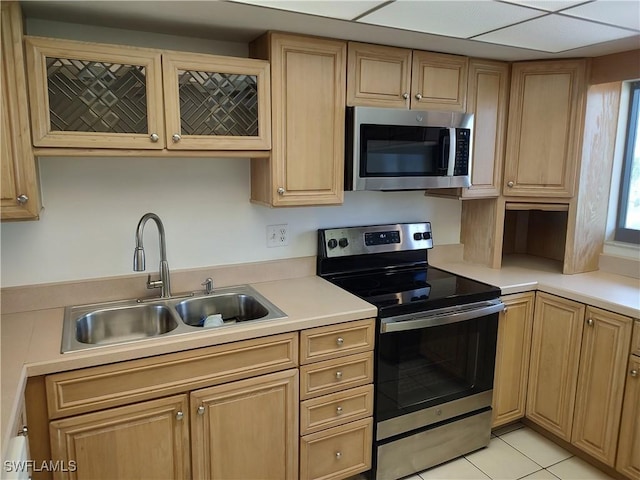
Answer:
xmin=615 ymin=81 xmax=640 ymax=244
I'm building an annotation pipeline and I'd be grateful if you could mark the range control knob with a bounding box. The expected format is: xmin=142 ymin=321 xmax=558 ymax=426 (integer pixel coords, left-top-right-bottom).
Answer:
xmin=413 ymin=233 xmax=422 ymax=241
xmin=338 ymin=238 xmax=349 ymax=248
xmin=422 ymin=232 xmax=432 ymax=240
xmin=327 ymin=239 xmax=338 ymax=249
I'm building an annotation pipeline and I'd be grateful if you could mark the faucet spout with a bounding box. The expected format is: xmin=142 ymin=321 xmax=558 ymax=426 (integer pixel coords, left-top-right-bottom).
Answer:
xmin=133 ymin=213 xmax=172 ymax=298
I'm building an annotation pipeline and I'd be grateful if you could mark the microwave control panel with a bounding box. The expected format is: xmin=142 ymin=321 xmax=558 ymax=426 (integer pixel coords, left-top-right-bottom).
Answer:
xmin=454 ymin=129 xmax=470 ymax=176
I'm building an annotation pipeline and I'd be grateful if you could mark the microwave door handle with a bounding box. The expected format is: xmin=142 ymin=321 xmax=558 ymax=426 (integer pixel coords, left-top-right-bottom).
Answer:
xmin=446 ymin=127 xmax=456 ymax=176
xmin=380 ymin=301 xmax=504 ymax=333
xmin=439 ymin=132 xmax=449 ymax=171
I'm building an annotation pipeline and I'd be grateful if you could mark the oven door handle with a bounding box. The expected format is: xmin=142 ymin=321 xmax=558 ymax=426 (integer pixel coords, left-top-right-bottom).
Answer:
xmin=380 ymin=301 xmax=504 ymax=333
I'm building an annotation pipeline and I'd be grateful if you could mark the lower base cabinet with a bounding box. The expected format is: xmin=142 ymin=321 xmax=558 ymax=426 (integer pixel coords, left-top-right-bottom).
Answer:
xmin=616 ymin=355 xmax=640 ymax=480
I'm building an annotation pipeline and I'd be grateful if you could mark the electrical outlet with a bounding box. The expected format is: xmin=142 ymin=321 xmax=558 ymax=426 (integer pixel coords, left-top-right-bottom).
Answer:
xmin=267 ymin=224 xmax=288 ymax=247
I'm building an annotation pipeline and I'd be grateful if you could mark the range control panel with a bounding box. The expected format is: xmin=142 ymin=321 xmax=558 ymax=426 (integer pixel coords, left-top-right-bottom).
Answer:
xmin=319 ymin=223 xmax=433 ymax=258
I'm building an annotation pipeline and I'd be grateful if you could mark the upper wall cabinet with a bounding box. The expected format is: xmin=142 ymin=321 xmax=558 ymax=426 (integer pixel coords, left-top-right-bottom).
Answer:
xmin=347 ymin=42 xmax=468 ymax=112
xmin=503 ymin=59 xmax=587 ymax=198
xmin=1 ymin=2 xmax=40 ymax=221
xmin=250 ymin=33 xmax=346 ymax=207
xmin=24 ymin=36 xmax=270 ymax=154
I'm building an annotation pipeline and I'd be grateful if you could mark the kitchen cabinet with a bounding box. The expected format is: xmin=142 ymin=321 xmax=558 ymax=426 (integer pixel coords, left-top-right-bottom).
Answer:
xmin=616 ymin=356 xmax=640 ymax=480
xmin=347 ymin=42 xmax=468 ymax=112
xmin=527 ymin=293 xmax=633 ymax=467
xmin=503 ymin=59 xmax=587 ymax=198
xmin=526 ymin=293 xmax=585 ymax=441
xmin=299 ymin=319 xmax=375 ymax=480
xmin=190 ymin=369 xmax=298 ymax=480
xmin=25 ymin=36 xmax=270 ymax=154
xmin=1 ymin=2 xmax=40 ymax=221
xmin=50 ymin=395 xmax=190 ymax=479
xmin=491 ymin=292 xmax=534 ymax=428
xmin=31 ymin=333 xmax=297 ymax=480
xmin=250 ymin=32 xmax=346 ymax=206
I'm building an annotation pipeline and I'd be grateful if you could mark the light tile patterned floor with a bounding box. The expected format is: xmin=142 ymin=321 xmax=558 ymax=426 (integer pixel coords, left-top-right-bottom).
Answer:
xmin=405 ymin=424 xmax=615 ymax=480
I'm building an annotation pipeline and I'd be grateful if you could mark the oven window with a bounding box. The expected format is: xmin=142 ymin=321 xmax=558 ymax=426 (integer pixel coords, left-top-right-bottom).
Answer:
xmin=360 ymin=124 xmax=448 ymax=177
xmin=376 ymin=314 xmax=498 ymax=422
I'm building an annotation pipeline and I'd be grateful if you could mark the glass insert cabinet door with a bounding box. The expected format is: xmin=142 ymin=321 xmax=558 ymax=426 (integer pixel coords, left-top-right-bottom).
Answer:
xmin=25 ymin=37 xmax=164 ymax=149
xmin=162 ymin=52 xmax=271 ymax=150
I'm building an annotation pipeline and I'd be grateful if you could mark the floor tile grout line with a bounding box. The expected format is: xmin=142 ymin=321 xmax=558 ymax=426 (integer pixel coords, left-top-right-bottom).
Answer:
xmin=498 ymin=431 xmax=574 ymax=470
xmin=544 ymin=455 xmax=576 ymax=469
xmin=515 ymin=467 xmax=545 ymax=480
xmin=460 ymin=456 xmax=493 ymax=480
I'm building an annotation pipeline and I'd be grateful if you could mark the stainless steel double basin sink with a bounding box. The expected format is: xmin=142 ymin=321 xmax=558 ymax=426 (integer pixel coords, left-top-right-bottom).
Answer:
xmin=61 ymin=285 xmax=287 ymax=353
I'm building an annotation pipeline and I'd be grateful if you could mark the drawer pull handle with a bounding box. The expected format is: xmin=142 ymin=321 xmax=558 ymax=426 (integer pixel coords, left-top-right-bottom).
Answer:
xmin=197 ymin=406 xmax=205 ymax=415
xmin=336 ymin=337 xmax=344 ymax=346
xmin=335 ymin=451 xmax=342 ymax=460
xmin=336 ymin=406 xmax=343 ymax=415
xmin=335 ymin=371 xmax=343 ymax=380
xmin=176 ymin=411 xmax=184 ymax=420
xmin=631 ymin=370 xmax=638 ymax=378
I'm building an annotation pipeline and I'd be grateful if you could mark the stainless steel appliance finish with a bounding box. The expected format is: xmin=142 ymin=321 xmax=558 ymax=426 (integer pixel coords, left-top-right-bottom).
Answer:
xmin=345 ymin=107 xmax=474 ymax=191
xmin=317 ymin=222 xmax=501 ymax=480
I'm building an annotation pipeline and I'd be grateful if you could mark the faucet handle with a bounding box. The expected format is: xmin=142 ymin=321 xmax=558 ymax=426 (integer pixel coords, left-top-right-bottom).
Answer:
xmin=147 ymin=274 xmax=163 ymax=290
xmin=201 ymin=278 xmax=214 ymax=295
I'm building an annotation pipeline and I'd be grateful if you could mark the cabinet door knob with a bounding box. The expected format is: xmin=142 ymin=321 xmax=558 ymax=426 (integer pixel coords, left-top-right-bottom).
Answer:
xmin=335 ymin=451 xmax=342 ymax=460
xmin=402 ymin=93 xmax=409 ymax=100
xmin=172 ymin=133 xmax=182 ymax=143
xmin=335 ymin=371 xmax=343 ymax=380
xmin=631 ymin=370 xmax=638 ymax=377
xmin=197 ymin=406 xmax=205 ymax=415
xmin=507 ymin=181 xmax=514 ymax=188
xmin=18 ymin=426 xmax=28 ymax=436
xmin=415 ymin=93 xmax=423 ymax=100
xmin=336 ymin=406 xmax=343 ymax=415
xmin=277 ymin=187 xmax=285 ymax=195
xmin=336 ymin=337 xmax=344 ymax=346
xmin=586 ymin=318 xmax=594 ymax=326
xmin=16 ymin=194 xmax=28 ymax=205
xmin=176 ymin=411 xmax=184 ymax=420
xmin=150 ymin=133 xmax=159 ymax=142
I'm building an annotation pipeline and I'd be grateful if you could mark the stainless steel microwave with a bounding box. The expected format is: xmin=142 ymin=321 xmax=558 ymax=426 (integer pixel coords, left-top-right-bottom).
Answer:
xmin=345 ymin=106 xmax=474 ymax=191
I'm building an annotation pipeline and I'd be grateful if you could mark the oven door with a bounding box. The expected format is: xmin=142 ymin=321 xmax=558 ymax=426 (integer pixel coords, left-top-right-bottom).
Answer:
xmin=376 ymin=300 xmax=501 ymax=440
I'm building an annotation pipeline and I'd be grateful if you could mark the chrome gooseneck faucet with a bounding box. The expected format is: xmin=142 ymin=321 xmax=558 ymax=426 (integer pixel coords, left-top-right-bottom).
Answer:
xmin=133 ymin=213 xmax=172 ymax=298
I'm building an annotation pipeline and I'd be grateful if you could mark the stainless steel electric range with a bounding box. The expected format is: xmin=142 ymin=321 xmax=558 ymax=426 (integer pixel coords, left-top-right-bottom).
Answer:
xmin=317 ymin=222 xmax=504 ymax=480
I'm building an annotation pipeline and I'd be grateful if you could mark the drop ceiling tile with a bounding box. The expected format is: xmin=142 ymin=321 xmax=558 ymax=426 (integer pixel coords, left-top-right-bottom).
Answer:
xmin=228 ymin=0 xmax=386 ymax=21
xmin=357 ymin=0 xmax=545 ymax=39
xmin=561 ymin=0 xmax=640 ymax=31
xmin=474 ymin=13 xmax=639 ymax=52
xmin=499 ymin=0 xmax=590 ymax=12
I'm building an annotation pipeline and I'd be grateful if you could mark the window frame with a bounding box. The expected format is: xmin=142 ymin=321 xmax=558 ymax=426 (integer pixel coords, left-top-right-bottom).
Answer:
xmin=615 ymin=80 xmax=640 ymax=244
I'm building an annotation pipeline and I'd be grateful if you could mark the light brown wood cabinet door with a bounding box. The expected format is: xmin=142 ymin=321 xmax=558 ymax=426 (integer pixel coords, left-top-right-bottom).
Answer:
xmin=463 ymin=59 xmax=509 ymax=199
xmin=503 ymin=60 xmax=586 ymax=197
xmin=492 ymin=292 xmax=534 ymax=428
xmin=1 ymin=2 xmax=40 ymax=220
xmin=411 ymin=51 xmax=468 ymax=112
xmin=25 ymin=36 xmax=164 ymax=149
xmin=162 ymin=52 xmax=271 ymax=150
xmin=49 ymin=395 xmax=190 ymax=480
xmin=572 ymin=307 xmax=632 ymax=466
xmin=616 ymin=355 xmax=640 ymax=480
xmin=346 ymin=42 xmax=411 ymax=108
xmin=190 ymin=369 xmax=298 ymax=480
xmin=526 ymin=292 xmax=585 ymax=441
xmin=251 ymin=33 xmax=346 ymax=206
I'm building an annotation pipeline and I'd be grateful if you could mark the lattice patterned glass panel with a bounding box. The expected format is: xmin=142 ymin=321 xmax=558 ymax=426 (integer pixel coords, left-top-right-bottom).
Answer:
xmin=177 ymin=70 xmax=258 ymax=136
xmin=46 ymin=57 xmax=148 ymax=133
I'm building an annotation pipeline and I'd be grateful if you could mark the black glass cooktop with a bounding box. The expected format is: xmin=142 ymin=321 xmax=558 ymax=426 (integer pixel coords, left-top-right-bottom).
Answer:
xmin=327 ymin=266 xmax=500 ymax=318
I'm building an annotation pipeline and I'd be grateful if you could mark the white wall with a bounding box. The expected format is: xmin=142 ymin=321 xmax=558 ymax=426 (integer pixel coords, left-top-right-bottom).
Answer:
xmin=0 ymin=19 xmax=461 ymax=288
xmin=0 ymin=156 xmax=461 ymax=287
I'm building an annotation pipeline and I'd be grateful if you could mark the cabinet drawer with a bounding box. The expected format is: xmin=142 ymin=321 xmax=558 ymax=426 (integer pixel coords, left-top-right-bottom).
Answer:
xmin=301 ymin=384 xmax=373 ymax=435
xmin=300 ymin=417 xmax=373 ymax=480
xmin=46 ymin=333 xmax=298 ymax=419
xmin=633 ymin=320 xmax=640 ymax=357
xmin=300 ymin=319 xmax=375 ymax=365
xmin=300 ymin=352 xmax=373 ymax=400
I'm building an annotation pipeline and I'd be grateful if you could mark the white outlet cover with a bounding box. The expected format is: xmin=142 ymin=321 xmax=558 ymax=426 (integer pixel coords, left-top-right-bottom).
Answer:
xmin=267 ymin=224 xmax=288 ymax=247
